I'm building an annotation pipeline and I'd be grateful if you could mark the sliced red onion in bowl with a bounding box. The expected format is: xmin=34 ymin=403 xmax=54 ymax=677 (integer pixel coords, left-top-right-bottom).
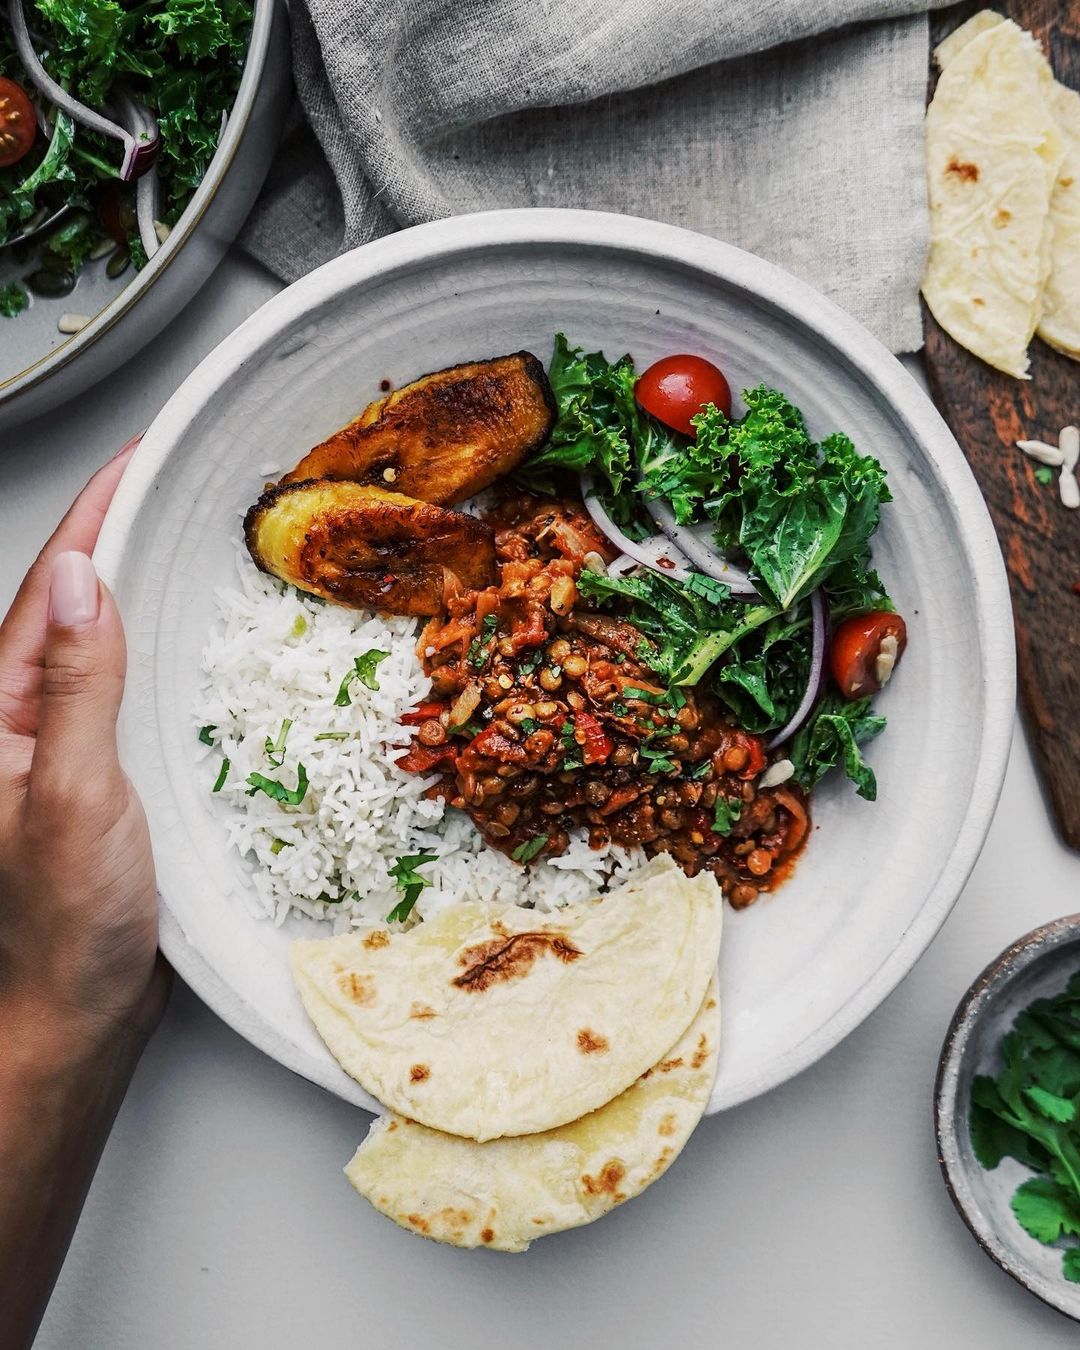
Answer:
xmin=643 ymin=496 xmax=757 ymax=597
xmin=9 ymin=0 xmax=160 ymax=181
xmin=115 ymin=94 xmax=163 ymax=259
xmin=580 ymin=476 xmax=692 ymax=580
xmin=765 ymin=589 xmax=828 ymax=751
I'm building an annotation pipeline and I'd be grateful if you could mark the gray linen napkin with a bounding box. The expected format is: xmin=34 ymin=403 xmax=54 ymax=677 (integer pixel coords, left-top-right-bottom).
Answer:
xmin=243 ymin=0 xmax=951 ymax=353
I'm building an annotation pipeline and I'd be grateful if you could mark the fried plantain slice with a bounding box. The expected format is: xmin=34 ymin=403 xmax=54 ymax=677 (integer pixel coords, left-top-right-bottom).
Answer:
xmin=280 ymin=352 xmax=556 ymax=503
xmin=244 ymin=480 xmax=497 ymax=616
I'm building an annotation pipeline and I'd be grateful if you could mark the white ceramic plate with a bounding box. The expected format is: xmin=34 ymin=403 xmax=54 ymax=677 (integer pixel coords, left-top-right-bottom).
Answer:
xmin=94 ymin=209 xmax=1014 ymax=1116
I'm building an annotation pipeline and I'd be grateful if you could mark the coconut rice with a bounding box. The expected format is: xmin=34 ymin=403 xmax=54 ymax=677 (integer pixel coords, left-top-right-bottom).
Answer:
xmin=194 ymin=552 xmax=645 ymax=931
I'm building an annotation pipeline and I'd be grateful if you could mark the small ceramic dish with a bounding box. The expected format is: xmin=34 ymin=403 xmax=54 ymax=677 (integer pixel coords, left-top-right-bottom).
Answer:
xmin=936 ymin=916 xmax=1080 ymax=1321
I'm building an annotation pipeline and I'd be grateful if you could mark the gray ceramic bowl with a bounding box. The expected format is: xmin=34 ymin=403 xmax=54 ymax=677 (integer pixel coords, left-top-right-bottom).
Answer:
xmin=936 ymin=917 xmax=1080 ymax=1321
xmin=0 ymin=0 xmax=290 ymax=432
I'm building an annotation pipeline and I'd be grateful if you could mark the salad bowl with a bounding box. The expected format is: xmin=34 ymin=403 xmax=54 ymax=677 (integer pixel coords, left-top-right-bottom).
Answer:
xmin=92 ymin=209 xmax=1016 ymax=1115
xmin=0 ymin=0 xmax=289 ymax=432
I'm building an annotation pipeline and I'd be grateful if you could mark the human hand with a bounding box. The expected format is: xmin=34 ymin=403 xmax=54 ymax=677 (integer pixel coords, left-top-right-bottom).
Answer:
xmin=0 ymin=439 xmax=170 ymax=1062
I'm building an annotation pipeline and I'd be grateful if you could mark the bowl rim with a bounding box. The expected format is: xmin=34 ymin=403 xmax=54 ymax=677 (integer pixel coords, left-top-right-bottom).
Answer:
xmin=935 ymin=914 xmax=1080 ymax=1321
xmin=0 ymin=0 xmax=279 ymax=406
xmin=94 ymin=206 xmax=1016 ymax=1111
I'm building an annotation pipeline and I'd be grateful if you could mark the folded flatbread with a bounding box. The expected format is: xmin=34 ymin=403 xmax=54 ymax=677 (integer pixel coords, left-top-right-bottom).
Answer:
xmin=922 ymin=14 xmax=1065 ymax=378
xmin=290 ymin=855 xmax=723 ymax=1141
xmin=345 ymin=974 xmax=721 ymax=1251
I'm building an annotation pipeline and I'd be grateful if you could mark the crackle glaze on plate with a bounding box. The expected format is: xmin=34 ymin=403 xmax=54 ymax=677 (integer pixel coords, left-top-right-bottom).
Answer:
xmin=93 ymin=210 xmax=1015 ymax=1117
xmin=936 ymin=918 xmax=1080 ymax=1321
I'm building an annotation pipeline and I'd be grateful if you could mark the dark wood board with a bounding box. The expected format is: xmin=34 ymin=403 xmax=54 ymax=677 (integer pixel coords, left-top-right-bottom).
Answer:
xmin=924 ymin=0 xmax=1080 ymax=850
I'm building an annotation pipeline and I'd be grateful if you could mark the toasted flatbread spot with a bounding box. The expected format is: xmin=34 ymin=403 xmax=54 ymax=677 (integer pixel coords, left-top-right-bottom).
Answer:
xmin=480 ymin=1228 xmax=494 ymax=1244
xmin=582 ymin=1161 xmax=626 ymax=1199
xmin=576 ymin=1028 xmax=609 ymax=1055
xmin=993 ymin=207 xmax=1012 ymax=228
xmin=658 ymin=1113 xmax=678 ymax=1138
xmin=363 ymin=930 xmax=390 ymax=950
xmin=690 ymin=1034 xmax=710 ymax=1071
xmin=656 ymin=1057 xmax=684 ymax=1074
xmin=340 ymin=972 xmax=376 ymax=1006
xmin=452 ymin=932 xmax=582 ymax=993
xmin=410 ymin=1064 xmax=430 ymax=1083
xmin=409 ymin=1002 xmax=436 ymax=1020
xmin=946 ymin=156 xmax=980 ymax=181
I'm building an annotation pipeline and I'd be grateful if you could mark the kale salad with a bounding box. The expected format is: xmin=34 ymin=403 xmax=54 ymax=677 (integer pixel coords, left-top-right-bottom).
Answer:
xmin=0 ymin=0 xmax=251 ymax=318
xmin=519 ymin=334 xmax=908 ymax=803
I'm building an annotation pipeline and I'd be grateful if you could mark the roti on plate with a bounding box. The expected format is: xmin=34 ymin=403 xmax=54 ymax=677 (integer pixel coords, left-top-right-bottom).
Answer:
xmin=922 ymin=15 xmax=1065 ymax=378
xmin=345 ymin=974 xmax=721 ymax=1252
xmin=289 ymin=854 xmax=723 ymax=1141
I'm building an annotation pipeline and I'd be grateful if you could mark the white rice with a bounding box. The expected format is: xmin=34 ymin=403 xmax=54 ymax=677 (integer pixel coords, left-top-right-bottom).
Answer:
xmin=194 ymin=552 xmax=645 ymax=931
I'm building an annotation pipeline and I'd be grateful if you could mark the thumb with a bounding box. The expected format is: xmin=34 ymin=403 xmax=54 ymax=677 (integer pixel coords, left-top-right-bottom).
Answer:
xmin=31 ymin=552 xmax=127 ymax=798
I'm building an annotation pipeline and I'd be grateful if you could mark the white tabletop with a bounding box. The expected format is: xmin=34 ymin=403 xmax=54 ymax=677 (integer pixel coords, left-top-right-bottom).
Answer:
xmin=7 ymin=252 xmax=1080 ymax=1350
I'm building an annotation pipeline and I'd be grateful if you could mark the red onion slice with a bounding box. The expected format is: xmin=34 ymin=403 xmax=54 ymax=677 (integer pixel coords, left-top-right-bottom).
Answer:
xmin=580 ymin=476 xmax=692 ymax=580
xmin=643 ymin=497 xmax=757 ymax=597
xmin=765 ymin=589 xmax=828 ymax=751
xmin=8 ymin=0 xmax=160 ymax=181
xmin=115 ymin=94 xmax=163 ymax=258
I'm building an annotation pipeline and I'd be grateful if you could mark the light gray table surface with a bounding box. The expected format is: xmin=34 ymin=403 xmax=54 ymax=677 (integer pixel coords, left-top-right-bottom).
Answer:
xmin=4 ymin=251 xmax=1080 ymax=1350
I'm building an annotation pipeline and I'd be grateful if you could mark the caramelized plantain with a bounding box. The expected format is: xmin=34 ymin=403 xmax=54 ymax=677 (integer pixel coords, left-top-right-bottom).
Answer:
xmin=244 ymin=480 xmax=496 ymax=616
xmin=280 ymin=352 xmax=556 ymax=503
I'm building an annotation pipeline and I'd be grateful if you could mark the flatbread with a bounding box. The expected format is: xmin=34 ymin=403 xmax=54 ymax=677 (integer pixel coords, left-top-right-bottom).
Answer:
xmin=935 ymin=11 xmax=1080 ymax=364
xmin=345 ymin=975 xmax=721 ymax=1252
xmin=290 ymin=855 xmax=723 ymax=1141
xmin=922 ymin=16 xmax=1065 ymax=378
xmin=1037 ymin=80 xmax=1080 ymax=359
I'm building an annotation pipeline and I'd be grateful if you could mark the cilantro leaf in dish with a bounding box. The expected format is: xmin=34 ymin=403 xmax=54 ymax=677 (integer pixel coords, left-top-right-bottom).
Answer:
xmin=970 ymin=973 xmax=1080 ymax=1284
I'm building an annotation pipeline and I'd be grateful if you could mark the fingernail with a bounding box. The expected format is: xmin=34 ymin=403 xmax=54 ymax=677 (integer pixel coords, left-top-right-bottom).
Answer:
xmin=50 ymin=551 xmax=100 ymax=628
xmin=113 ymin=431 xmax=144 ymax=460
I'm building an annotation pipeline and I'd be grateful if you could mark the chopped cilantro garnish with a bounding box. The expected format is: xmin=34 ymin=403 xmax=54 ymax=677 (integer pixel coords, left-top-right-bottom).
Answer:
xmin=711 ymin=796 xmax=743 ymax=835
xmin=511 ymin=835 xmax=549 ymax=864
xmin=687 ymin=759 xmax=713 ymax=781
xmin=560 ymin=718 xmax=583 ymax=770
xmin=640 ymin=744 xmax=676 ymax=774
xmin=1035 ymin=465 xmax=1055 ymax=487
xmin=264 ymin=718 xmax=293 ymax=767
xmin=198 ymin=724 xmax=217 ymax=746
xmin=292 ymin=615 xmax=308 ymax=636
xmin=270 ymin=838 xmax=289 ymax=855
xmin=335 ymin=650 xmax=390 ymax=704
xmin=246 ymin=763 xmax=309 ymax=806
xmin=467 ymin=614 xmax=500 ymax=669
xmin=519 ymin=717 xmax=540 ymax=736
xmin=211 ymin=757 xmax=230 ymax=793
xmin=518 ymin=651 xmax=542 ymax=675
xmin=612 ymin=700 xmax=629 ymax=717
xmin=314 ymin=731 xmax=350 ymax=742
xmin=623 ymin=685 xmax=665 ymax=705
xmin=386 ymin=852 xmax=438 ymax=923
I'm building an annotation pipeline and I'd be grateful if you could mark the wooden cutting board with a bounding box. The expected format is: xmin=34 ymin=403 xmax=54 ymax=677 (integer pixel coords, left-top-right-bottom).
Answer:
xmin=924 ymin=0 xmax=1080 ymax=851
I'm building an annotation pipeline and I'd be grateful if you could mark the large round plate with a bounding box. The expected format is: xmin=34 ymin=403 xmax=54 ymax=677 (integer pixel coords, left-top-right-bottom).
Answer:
xmin=94 ymin=209 xmax=1014 ymax=1115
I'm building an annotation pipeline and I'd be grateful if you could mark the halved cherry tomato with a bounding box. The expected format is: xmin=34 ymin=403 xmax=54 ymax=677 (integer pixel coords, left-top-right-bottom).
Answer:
xmin=0 ymin=78 xmax=36 ymax=169
xmin=830 ymin=611 xmax=908 ymax=699
xmin=635 ymin=354 xmax=732 ymax=435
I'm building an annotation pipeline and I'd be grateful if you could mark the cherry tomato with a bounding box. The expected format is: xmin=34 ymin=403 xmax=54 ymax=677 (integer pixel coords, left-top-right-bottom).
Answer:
xmin=830 ymin=611 xmax=908 ymax=699
xmin=0 ymin=77 xmax=36 ymax=169
xmin=635 ymin=354 xmax=732 ymax=435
